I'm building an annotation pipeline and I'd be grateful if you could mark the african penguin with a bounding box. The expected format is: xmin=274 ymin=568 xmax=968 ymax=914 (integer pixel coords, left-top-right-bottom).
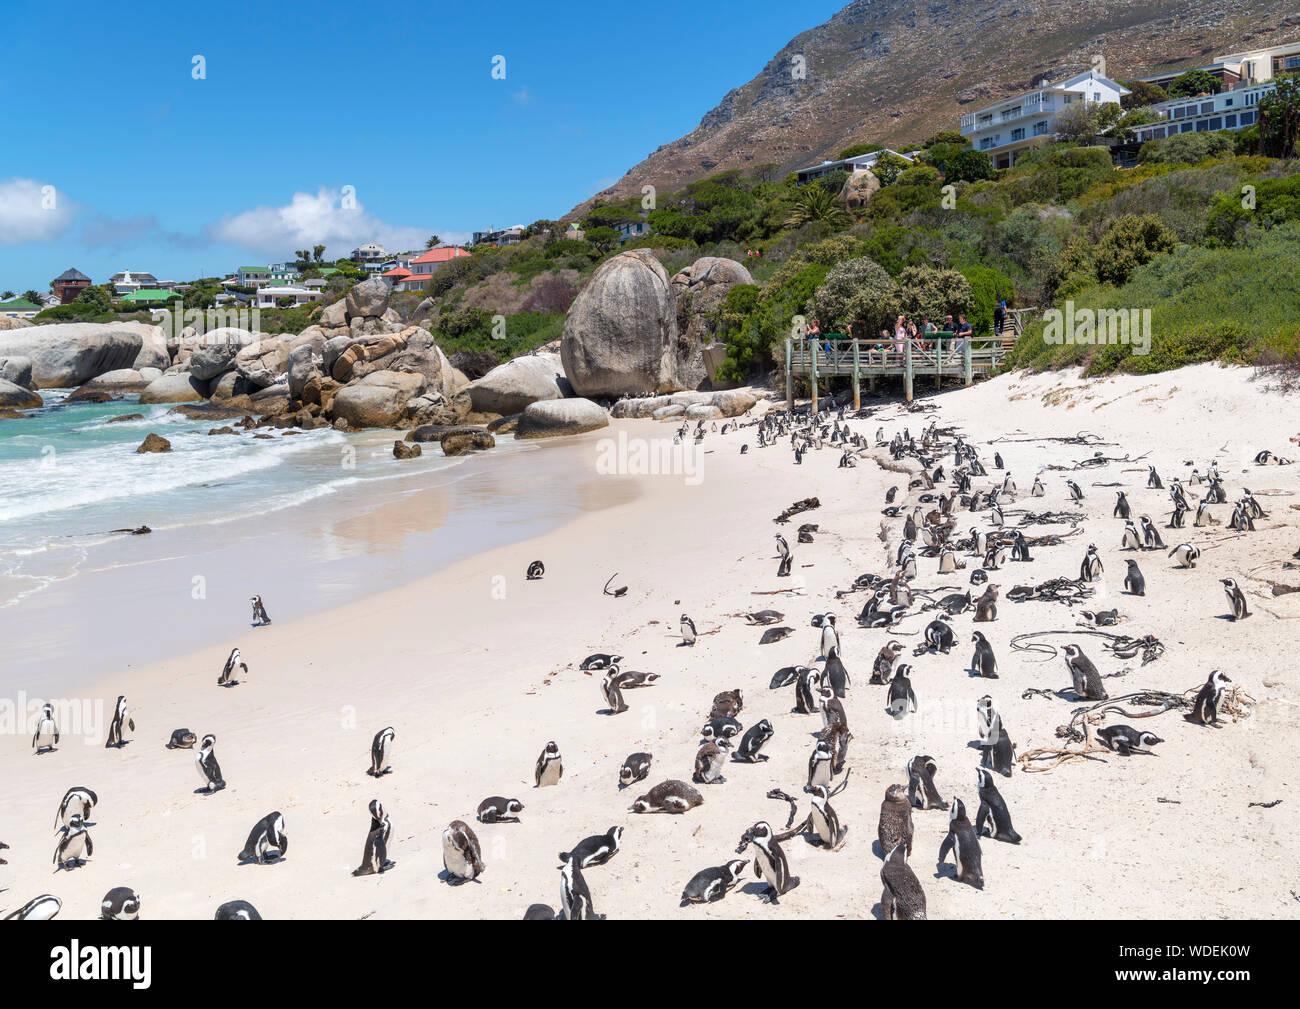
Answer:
xmin=442 ymin=819 xmax=485 ymax=883
xmin=680 ymin=860 xmax=748 ymax=905
xmin=937 ymin=798 xmax=984 ymax=889
xmin=237 ymin=811 xmax=288 ymax=864
xmin=974 ymin=767 xmax=1021 ymax=844
xmin=534 ymin=741 xmax=563 ymax=787
xmin=369 ymin=726 xmax=395 ymax=777
xmin=880 ymin=844 xmax=927 ymax=919
xmin=476 ymin=796 xmax=524 ymax=823
xmin=559 ymin=826 xmax=622 ymax=869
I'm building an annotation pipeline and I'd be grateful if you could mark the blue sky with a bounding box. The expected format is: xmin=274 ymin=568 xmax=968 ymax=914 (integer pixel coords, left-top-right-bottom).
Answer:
xmin=0 ymin=0 xmax=845 ymax=292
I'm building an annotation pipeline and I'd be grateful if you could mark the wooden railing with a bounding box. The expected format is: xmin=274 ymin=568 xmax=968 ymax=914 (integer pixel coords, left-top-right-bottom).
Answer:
xmin=785 ymin=333 xmax=1010 ymax=408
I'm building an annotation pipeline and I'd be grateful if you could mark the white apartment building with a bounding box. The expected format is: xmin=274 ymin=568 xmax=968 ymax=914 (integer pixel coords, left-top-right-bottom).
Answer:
xmin=795 ymin=148 xmax=916 ymax=185
xmin=959 ymin=71 xmax=1129 ymax=168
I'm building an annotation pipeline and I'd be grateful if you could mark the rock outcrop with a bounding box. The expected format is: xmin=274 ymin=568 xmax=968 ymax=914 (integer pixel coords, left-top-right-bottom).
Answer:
xmin=139 ymin=373 xmax=210 ymax=404
xmin=330 ymin=370 xmax=425 ymax=429
xmin=0 ymin=322 xmax=167 ymax=388
xmin=560 ymin=250 xmax=692 ymax=398
xmin=136 ymin=433 xmax=172 ymax=454
xmin=515 ymin=398 xmax=609 ymax=439
xmin=467 ymin=352 xmax=569 ymax=415
xmin=0 ymin=377 xmax=41 ymax=410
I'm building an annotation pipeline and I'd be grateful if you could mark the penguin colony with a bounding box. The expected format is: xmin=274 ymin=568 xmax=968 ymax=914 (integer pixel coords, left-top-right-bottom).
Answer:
xmin=3 ymin=401 xmax=1290 ymax=922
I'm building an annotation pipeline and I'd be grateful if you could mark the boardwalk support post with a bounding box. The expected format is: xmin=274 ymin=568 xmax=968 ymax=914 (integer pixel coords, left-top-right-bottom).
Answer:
xmin=964 ymin=337 xmax=973 ymax=387
xmin=785 ymin=338 xmax=792 ymax=413
xmin=851 ymin=339 xmax=861 ymax=410
xmin=904 ymin=339 xmax=913 ymax=403
xmin=809 ymin=342 xmax=819 ymax=414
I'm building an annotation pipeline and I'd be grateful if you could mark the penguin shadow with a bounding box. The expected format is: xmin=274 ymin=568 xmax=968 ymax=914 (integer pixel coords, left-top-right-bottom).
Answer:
xmin=597 ymin=706 xmax=627 ymax=716
xmin=237 ymin=851 xmax=285 ymax=867
xmin=367 ymin=767 xmax=393 ymax=778
xmin=33 ymin=748 xmax=58 ymax=756
xmin=740 ymin=880 xmax=796 ymax=905
xmin=219 ymin=680 xmax=242 ymax=689
xmin=964 ymin=666 xmax=998 ymax=679
xmin=193 ymin=785 xmax=226 ymax=796
xmin=869 ymin=900 xmax=887 ymax=920
xmin=438 ymin=869 xmax=481 ymax=887
xmin=105 ymin=740 xmax=131 ymax=750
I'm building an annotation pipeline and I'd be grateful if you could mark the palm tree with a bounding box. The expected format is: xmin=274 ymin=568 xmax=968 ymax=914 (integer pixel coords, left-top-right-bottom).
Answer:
xmin=22 ymin=289 xmax=42 ymax=305
xmin=425 ymin=234 xmax=441 ymax=249
xmin=312 ymin=244 xmax=326 ymax=262
xmin=784 ymin=186 xmax=850 ymax=230
xmin=0 ymin=290 xmax=14 ymax=299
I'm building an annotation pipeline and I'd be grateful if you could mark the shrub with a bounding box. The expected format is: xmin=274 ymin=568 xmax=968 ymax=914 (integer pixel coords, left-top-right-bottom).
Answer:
xmin=897 ymin=165 xmax=941 ymax=187
xmin=1093 ymin=213 xmax=1178 ymax=285
xmin=1168 ymin=69 xmax=1221 ymax=99
xmin=807 ymin=256 xmax=899 ymax=335
xmin=896 ymin=266 xmax=973 ymax=326
xmin=1205 ymin=173 xmax=1300 ymax=244
xmin=837 ymin=142 xmax=883 ymax=159
xmin=960 ymin=264 xmax=1015 ymax=334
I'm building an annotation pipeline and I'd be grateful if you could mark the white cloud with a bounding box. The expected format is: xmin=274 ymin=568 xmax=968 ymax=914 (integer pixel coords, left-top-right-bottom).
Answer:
xmin=0 ymin=178 xmax=78 ymax=245
xmin=208 ymin=188 xmax=438 ymax=257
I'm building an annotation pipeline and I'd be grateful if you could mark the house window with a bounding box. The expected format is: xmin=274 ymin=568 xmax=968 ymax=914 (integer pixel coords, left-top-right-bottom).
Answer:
xmin=1180 ymin=122 xmax=1193 ymax=133
xmin=1207 ymin=117 xmax=1222 ymax=130
xmin=1224 ymin=97 xmax=1233 ymax=107
xmin=1033 ymin=120 xmax=1049 ymax=136
xmin=1063 ymin=95 xmax=1073 ymax=104
xmin=1242 ymin=110 xmax=1255 ymax=125
xmin=1195 ymin=120 xmax=1208 ymax=132
xmin=1011 ymin=127 xmax=1025 ymax=141
xmin=1200 ymin=102 xmax=1214 ymax=114
xmin=1225 ymin=114 xmax=1237 ymax=128
xmin=1093 ymin=91 xmax=1101 ymax=101
xmin=1287 ymin=55 xmax=1300 ymax=69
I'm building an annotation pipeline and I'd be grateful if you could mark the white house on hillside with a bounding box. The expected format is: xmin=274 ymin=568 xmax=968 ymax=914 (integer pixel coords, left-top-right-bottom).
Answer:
xmin=1127 ymin=80 xmax=1276 ymax=145
xmin=959 ymin=71 xmax=1130 ymax=168
xmin=795 ymin=148 xmax=915 ymax=186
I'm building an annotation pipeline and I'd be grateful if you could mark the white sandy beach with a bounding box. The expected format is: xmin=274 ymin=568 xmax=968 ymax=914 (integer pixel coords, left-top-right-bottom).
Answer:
xmin=3 ymin=362 xmax=1299 ymax=920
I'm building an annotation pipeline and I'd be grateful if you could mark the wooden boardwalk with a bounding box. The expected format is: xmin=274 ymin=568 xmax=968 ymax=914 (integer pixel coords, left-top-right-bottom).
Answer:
xmin=784 ymin=333 xmax=1011 ymax=409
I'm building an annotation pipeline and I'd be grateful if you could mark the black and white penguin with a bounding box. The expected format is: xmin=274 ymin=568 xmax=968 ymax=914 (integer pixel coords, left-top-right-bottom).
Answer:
xmin=237 ymin=811 xmax=287 ymax=864
xmin=535 ymin=740 xmax=563 ymax=787
xmin=523 ymin=903 xmax=557 ymax=919
xmin=578 ymin=653 xmax=622 ymax=671
xmin=618 ymin=752 xmax=652 ymax=787
xmin=976 ymin=695 xmax=1003 ymax=746
xmin=1010 ymin=530 xmax=1031 ymax=563
xmin=1030 ymin=475 xmax=1045 ymax=497
xmin=1123 ymin=558 xmax=1145 ymax=596
xmin=970 ymin=631 xmax=998 ymax=679
xmin=701 ymin=716 xmax=743 ymax=742
xmin=369 ymin=726 xmax=395 ymax=777
xmin=1194 ymin=498 xmax=1213 ymax=527
xmin=746 ymin=609 xmax=785 ymax=626
xmin=1221 ymin=578 xmax=1250 ymax=620
xmin=1169 ymin=542 xmax=1200 ymax=568
xmin=806 ymin=783 xmax=848 ymax=848
xmin=938 ymin=798 xmax=984 ymax=889
xmin=1140 ymin=515 xmax=1165 ymax=549
xmin=906 ymin=755 xmax=947 ymax=810
xmin=1121 ymin=520 xmax=1141 ymax=550
xmin=559 ymin=826 xmax=622 ymax=868
xmin=1080 ymin=544 xmax=1103 ymax=582
xmin=353 ymin=799 xmax=394 ymax=876
xmin=818 ymin=684 xmax=848 ymax=730
xmin=1066 ymin=479 xmax=1084 ymax=502
xmin=1096 ymin=725 xmax=1164 ymax=755
xmin=1147 ymin=465 xmax=1163 ymax=489
xmin=1114 ymin=491 xmax=1132 ymax=519
xmin=694 ymin=741 xmax=730 ymax=784
xmin=822 ymin=648 xmax=851 ymax=698
xmin=981 ymin=729 xmax=1017 ymax=778
xmin=218 ymin=647 xmax=247 ymax=687
xmin=974 ymin=767 xmax=1021 ymax=844
xmin=442 ymin=819 xmax=485 ymax=883
xmin=560 ymin=857 xmax=604 ymax=920
xmin=880 ymin=844 xmax=927 ymax=919
xmin=629 ymin=779 xmax=703 ymax=814
xmin=886 ymin=665 xmax=917 ymax=718
xmin=600 ymin=668 xmax=629 ymax=715
xmin=819 ymin=614 xmax=840 ymax=658
xmin=31 ymin=702 xmax=59 ymax=753
xmin=104 ymin=695 xmax=134 ymax=749
xmin=616 ymin=669 xmax=660 ymax=688
xmin=249 ymin=594 xmax=271 ymax=626
xmin=924 ymin=616 xmax=955 ymax=653
xmin=734 ymin=719 xmax=773 ymax=763
xmin=775 ymin=534 xmax=792 ymax=577
xmin=476 ymin=796 xmax=524 ymax=823
xmin=214 ymin=900 xmax=262 ymax=920
xmin=526 ymin=560 xmax=545 ymax=580
xmin=100 ymin=886 xmax=141 ymax=920
xmin=1187 ymin=669 xmax=1232 ymax=726
xmin=1063 ymin=643 xmax=1108 ymax=700
xmin=821 ymin=722 xmax=853 ymax=774
xmin=196 ymin=733 xmax=226 ymax=793
xmin=680 ymin=859 xmax=748 ymax=905
xmin=1079 ymin=609 xmax=1120 ymax=627
xmin=973 ymin=584 xmax=999 ymax=622
xmin=4 ymin=895 xmax=62 ymax=920
xmin=680 ymin=613 xmax=697 ymax=646
xmin=807 ymin=738 xmax=835 ymax=788
xmin=167 ymin=728 xmax=197 ymax=749
xmin=739 ymin=821 xmax=799 ymax=903
xmin=55 ymin=786 xmax=97 ymax=828
xmin=54 ymin=813 xmax=93 ymax=870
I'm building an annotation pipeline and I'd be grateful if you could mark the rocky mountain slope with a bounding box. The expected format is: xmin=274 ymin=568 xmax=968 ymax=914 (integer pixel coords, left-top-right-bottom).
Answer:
xmin=568 ymin=0 xmax=1300 ymax=215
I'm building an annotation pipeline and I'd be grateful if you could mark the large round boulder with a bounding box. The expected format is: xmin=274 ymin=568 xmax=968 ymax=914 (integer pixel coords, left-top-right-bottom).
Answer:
xmin=0 ymin=322 xmax=162 ymax=388
xmin=345 ymin=278 xmax=390 ymax=319
xmin=132 ymin=324 xmax=171 ymax=372
xmin=0 ymin=356 xmax=34 ymax=388
xmin=840 ymin=170 xmax=881 ymax=210
xmin=0 ymin=377 xmax=41 ymax=410
xmin=330 ymin=327 xmax=454 ymax=398
xmin=561 ymin=250 xmax=691 ymax=398
xmin=83 ymin=368 xmax=148 ymax=391
xmin=330 ymin=370 xmax=425 ymax=429
xmin=139 ymin=373 xmax=210 ymax=404
xmin=467 ymin=352 xmax=569 ymax=415
xmin=320 ymin=299 xmax=348 ymax=328
xmin=514 ymin=397 xmax=609 ymax=439
xmin=288 ymin=344 xmax=322 ymax=400
xmin=234 ymin=338 xmax=291 ymax=388
xmin=187 ymin=328 xmax=256 ymax=380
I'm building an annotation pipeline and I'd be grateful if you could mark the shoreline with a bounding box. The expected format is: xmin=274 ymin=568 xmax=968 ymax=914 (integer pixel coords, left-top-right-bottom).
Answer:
xmin=2 ymin=364 xmax=1298 ymax=920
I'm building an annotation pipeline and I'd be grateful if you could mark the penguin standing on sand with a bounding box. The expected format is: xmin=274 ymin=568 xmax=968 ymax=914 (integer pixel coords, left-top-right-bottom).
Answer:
xmin=823 ymin=647 xmax=851 ymax=697
xmin=681 ymin=860 xmax=748 ymax=905
xmin=218 ymin=647 xmax=247 ymax=687
xmin=734 ymin=719 xmax=774 ymax=762
xmin=53 ymin=814 xmax=93 ymax=870
xmin=1187 ymin=669 xmax=1232 ymax=726
xmin=871 ymin=641 xmax=904 ymax=685
xmin=196 ymin=734 xmax=226 ymax=793
xmin=1063 ymin=644 xmax=1108 ymax=701
xmin=976 ymin=695 xmax=1002 ymax=746
xmin=907 ymin=755 xmax=947 ymax=810
xmin=1221 ymin=578 xmax=1250 ymax=620
xmin=535 ymin=741 xmax=563 ymax=787
xmin=32 ymin=702 xmax=59 ymax=754
xmin=776 ymin=535 xmax=793 ymax=577
xmin=237 ymin=812 xmax=287 ymax=864
xmin=886 ymin=665 xmax=917 ymax=718
xmin=249 ymin=595 xmax=271 ymax=626
xmin=1140 ymin=515 xmax=1165 ymax=549
xmin=937 ymin=798 xmax=984 ymax=889
xmin=819 ymin=615 xmax=840 ymax=659
xmin=104 ymin=695 xmax=134 ymax=748
xmin=739 ymin=821 xmax=799 ymax=903
xmin=1121 ymin=520 xmax=1141 ymax=550
xmin=974 ymin=767 xmax=1021 ymax=844
xmin=442 ymin=820 xmax=485 ymax=883
xmin=880 ymin=844 xmax=927 ymax=920
xmin=1080 ymin=544 xmax=1104 ymax=581
xmin=694 ymin=741 xmax=730 ymax=784
xmin=1147 ymin=466 xmax=1163 ymax=489
xmin=560 ymin=857 xmax=604 ymax=919
xmin=369 ymin=727 xmax=395 ymax=777
xmin=806 ymin=782 xmax=848 ymax=849
xmin=353 ymin=799 xmax=395 ymax=876
xmin=1031 ymin=475 xmax=1044 ymax=497
xmin=1114 ymin=491 xmax=1132 ymax=519
xmin=807 ymin=738 xmax=835 ymax=788
xmin=971 ymin=631 xmax=998 ymax=678
xmin=878 ymin=783 xmax=914 ymax=856
xmin=1123 ymin=559 xmax=1146 ymax=596
xmin=601 ymin=669 xmax=629 ymax=714
xmin=1067 ymin=480 xmax=1084 ymax=502
xmin=680 ymin=613 xmax=697 ymax=646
